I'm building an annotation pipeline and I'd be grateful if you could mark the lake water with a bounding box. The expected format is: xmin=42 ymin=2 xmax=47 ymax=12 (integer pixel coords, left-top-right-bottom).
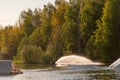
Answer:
xmin=0 ymin=64 xmax=120 ymax=80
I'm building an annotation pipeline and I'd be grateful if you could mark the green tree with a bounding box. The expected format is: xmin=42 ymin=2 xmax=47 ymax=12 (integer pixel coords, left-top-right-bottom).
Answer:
xmin=29 ymin=4 xmax=54 ymax=50
xmin=15 ymin=36 xmax=29 ymax=63
xmin=80 ymin=0 xmax=105 ymax=51
xmin=18 ymin=36 xmax=29 ymax=53
xmin=45 ymin=0 xmax=67 ymax=64
xmin=0 ymin=26 xmax=23 ymax=59
xmin=32 ymin=8 xmax=42 ymax=28
xmin=94 ymin=0 xmax=120 ymax=62
xmin=20 ymin=9 xmax=34 ymax=36
xmin=62 ymin=0 xmax=82 ymax=54
xmin=29 ymin=27 xmax=47 ymax=51
xmin=14 ymin=45 xmax=43 ymax=64
xmin=40 ymin=3 xmax=54 ymax=50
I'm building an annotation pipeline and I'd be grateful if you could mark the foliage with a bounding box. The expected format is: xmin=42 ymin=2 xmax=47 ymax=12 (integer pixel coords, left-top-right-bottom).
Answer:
xmin=80 ymin=0 xmax=105 ymax=51
xmin=45 ymin=33 xmax=64 ymax=64
xmin=62 ymin=0 xmax=81 ymax=54
xmin=44 ymin=0 xmax=67 ymax=64
xmin=94 ymin=0 xmax=120 ymax=62
xmin=85 ymin=35 xmax=101 ymax=61
xmin=14 ymin=45 xmax=44 ymax=64
xmin=0 ymin=26 xmax=23 ymax=59
xmin=20 ymin=9 xmax=42 ymax=37
xmin=29 ymin=28 xmax=42 ymax=47
xmin=0 ymin=0 xmax=119 ymax=64
xmin=39 ymin=3 xmax=54 ymax=50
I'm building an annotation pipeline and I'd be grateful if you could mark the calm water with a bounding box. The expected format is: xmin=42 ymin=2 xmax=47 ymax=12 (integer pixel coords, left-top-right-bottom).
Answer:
xmin=0 ymin=64 xmax=120 ymax=80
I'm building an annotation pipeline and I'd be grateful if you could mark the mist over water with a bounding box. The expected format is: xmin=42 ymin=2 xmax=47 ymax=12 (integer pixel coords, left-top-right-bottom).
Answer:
xmin=55 ymin=55 xmax=102 ymax=67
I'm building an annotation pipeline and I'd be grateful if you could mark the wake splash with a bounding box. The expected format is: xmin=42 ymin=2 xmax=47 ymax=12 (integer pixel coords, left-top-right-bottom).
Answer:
xmin=55 ymin=55 xmax=102 ymax=67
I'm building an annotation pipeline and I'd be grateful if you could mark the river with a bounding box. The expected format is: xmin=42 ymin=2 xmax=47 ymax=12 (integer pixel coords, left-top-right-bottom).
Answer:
xmin=0 ymin=64 xmax=120 ymax=80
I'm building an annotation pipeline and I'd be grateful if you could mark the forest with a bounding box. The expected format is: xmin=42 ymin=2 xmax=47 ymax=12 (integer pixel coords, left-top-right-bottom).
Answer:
xmin=0 ymin=0 xmax=120 ymax=64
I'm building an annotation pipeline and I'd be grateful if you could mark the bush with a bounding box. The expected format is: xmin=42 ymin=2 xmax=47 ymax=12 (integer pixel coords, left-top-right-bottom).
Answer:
xmin=14 ymin=45 xmax=44 ymax=64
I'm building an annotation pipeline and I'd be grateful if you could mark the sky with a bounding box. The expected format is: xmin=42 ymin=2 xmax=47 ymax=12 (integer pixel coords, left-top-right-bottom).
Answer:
xmin=0 ymin=0 xmax=55 ymax=27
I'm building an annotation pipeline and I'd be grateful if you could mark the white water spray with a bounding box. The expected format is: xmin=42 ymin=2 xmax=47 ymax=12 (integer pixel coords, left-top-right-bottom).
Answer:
xmin=55 ymin=55 xmax=102 ymax=67
xmin=109 ymin=58 xmax=120 ymax=69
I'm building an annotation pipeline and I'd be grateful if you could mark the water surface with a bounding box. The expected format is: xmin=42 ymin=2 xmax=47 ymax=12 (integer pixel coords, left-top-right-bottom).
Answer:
xmin=0 ymin=64 xmax=120 ymax=80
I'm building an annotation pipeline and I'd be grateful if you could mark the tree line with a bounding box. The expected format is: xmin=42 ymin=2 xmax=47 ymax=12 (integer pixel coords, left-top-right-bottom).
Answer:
xmin=0 ymin=0 xmax=120 ymax=64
